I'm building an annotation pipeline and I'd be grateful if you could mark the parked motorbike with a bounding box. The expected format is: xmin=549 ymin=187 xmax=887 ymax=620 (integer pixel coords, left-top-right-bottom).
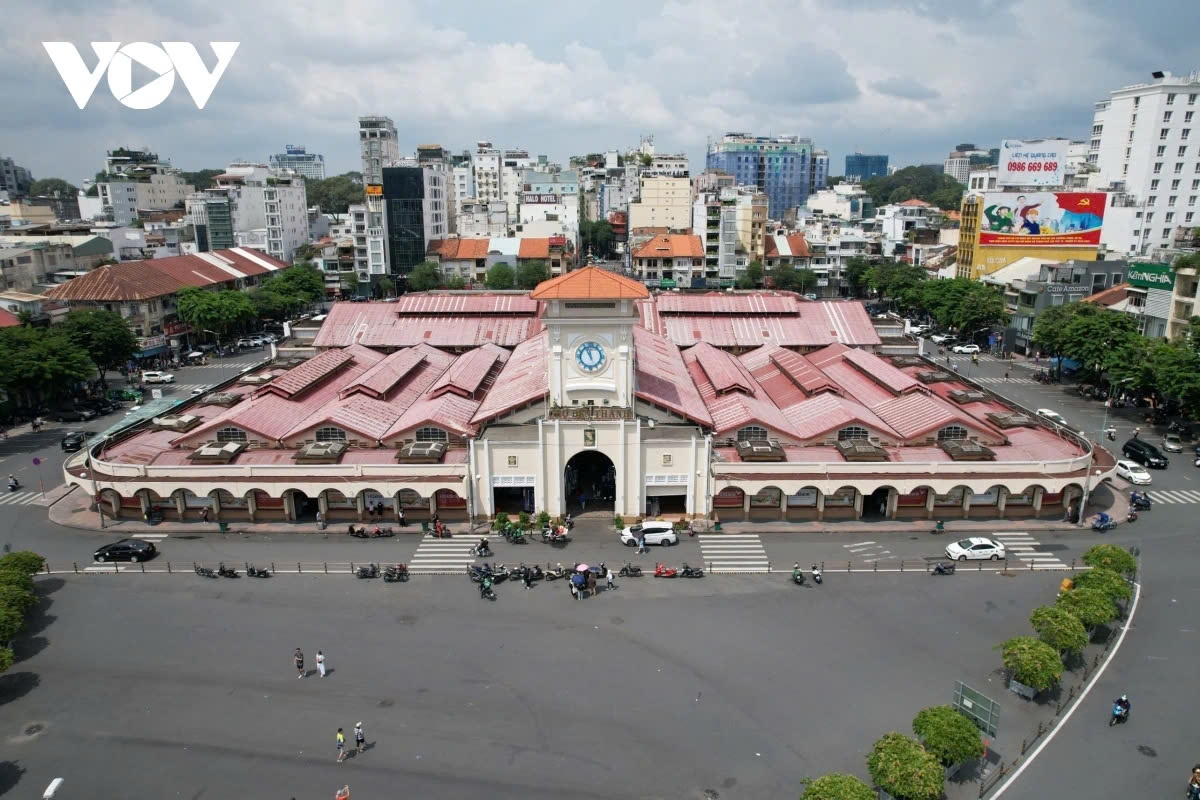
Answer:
xmin=194 ymin=565 xmax=217 ymax=578
xmin=792 ymin=564 xmax=806 ymax=585
xmin=246 ymin=564 xmax=271 ymax=578
xmin=653 ymin=563 xmax=677 ymax=578
xmin=356 ymin=562 xmax=380 ymax=579
xmin=680 ymin=563 xmax=705 ymax=578
xmin=383 ymin=563 xmax=409 ymax=582
xmin=217 ymin=562 xmax=239 ymax=578
xmin=468 ymin=563 xmax=493 ymax=582
xmin=349 ymin=526 xmax=369 ymax=538
xmin=1127 ymin=508 xmax=1138 ymax=523
xmin=544 ymin=563 xmax=567 ymax=581
xmin=369 ymin=526 xmax=394 ymax=538
xmin=929 ymin=561 xmax=956 ymax=576
xmin=479 ymin=577 xmax=496 ymax=601
xmin=811 ymin=564 xmax=823 ymax=585
xmin=541 ymin=527 xmax=570 ymax=545
xmin=490 ymin=564 xmax=510 ymax=583
xmin=618 ymin=561 xmax=643 ymax=578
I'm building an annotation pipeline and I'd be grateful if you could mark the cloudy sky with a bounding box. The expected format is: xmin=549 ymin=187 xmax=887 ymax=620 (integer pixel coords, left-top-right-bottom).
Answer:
xmin=3 ymin=0 xmax=1199 ymax=185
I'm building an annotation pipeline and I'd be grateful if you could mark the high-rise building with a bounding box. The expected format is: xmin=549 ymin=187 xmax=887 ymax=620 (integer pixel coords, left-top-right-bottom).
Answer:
xmin=471 ymin=141 xmax=501 ymax=204
xmin=811 ymin=150 xmax=829 ymax=195
xmin=0 ymin=155 xmax=33 ymax=198
xmin=628 ymin=175 xmax=692 ymax=230
xmin=382 ymin=160 xmax=449 ymax=277
xmin=705 ymin=133 xmax=814 ymax=219
xmin=98 ymin=159 xmax=195 ymax=226
xmin=269 ymin=145 xmax=326 ymax=181
xmin=943 ymin=143 xmax=999 ymax=184
xmin=358 ymin=116 xmax=400 ymax=185
xmin=187 ymin=163 xmax=308 ymax=261
xmin=844 ymin=153 xmax=889 ymax=182
xmin=1090 ymin=70 xmax=1200 ymax=259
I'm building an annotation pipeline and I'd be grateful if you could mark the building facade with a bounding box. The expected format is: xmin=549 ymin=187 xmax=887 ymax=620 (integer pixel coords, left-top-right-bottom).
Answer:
xmin=269 ymin=145 xmax=326 ymax=181
xmin=382 ymin=162 xmax=449 ymax=277
xmin=61 ymin=271 xmax=1105 ymax=527
xmin=99 ymin=164 xmax=196 ymax=226
xmin=1089 ymin=71 xmax=1200 ymax=258
xmin=845 ymin=153 xmax=889 ymax=182
xmin=628 ymin=175 xmax=692 ymax=231
xmin=0 ymin=241 xmax=77 ymax=292
xmin=811 ymin=149 xmax=829 ymax=195
xmin=194 ymin=164 xmax=309 ymax=262
xmin=706 ymin=133 xmax=814 ymax=219
xmin=0 ymin=155 xmax=33 ymax=198
xmin=359 ymin=116 xmax=401 ymax=186
xmin=806 ymin=184 xmax=875 ymax=220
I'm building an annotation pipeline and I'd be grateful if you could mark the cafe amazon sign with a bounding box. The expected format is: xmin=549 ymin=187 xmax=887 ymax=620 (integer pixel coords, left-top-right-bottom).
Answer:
xmin=1127 ymin=262 xmax=1174 ymax=289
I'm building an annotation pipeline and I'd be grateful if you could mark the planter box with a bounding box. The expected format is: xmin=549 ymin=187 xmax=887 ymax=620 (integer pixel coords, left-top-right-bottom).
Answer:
xmin=1008 ymin=678 xmax=1038 ymax=700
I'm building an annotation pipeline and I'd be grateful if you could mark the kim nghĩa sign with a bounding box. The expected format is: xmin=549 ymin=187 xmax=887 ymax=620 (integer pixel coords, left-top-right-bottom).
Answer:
xmin=1127 ymin=262 xmax=1174 ymax=289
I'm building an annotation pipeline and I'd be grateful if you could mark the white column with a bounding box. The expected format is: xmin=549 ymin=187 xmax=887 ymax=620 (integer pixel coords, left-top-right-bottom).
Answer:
xmin=536 ymin=420 xmax=545 ymax=514
xmin=962 ymin=489 xmax=972 ymax=519
xmin=246 ymin=491 xmax=257 ymax=522
xmin=634 ymin=419 xmax=644 ymax=517
xmin=997 ymin=487 xmax=1008 ymax=518
xmin=687 ymin=435 xmax=697 ymax=516
xmin=481 ymin=438 xmax=493 ymax=518
xmin=615 ymin=417 xmax=625 ymax=515
xmin=551 ymin=420 xmax=562 ymax=516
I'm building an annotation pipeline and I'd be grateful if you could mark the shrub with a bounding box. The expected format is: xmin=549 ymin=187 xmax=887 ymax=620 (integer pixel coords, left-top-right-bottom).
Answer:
xmin=1056 ymin=587 xmax=1118 ymax=630
xmin=0 ymin=603 xmax=24 ymax=644
xmin=1000 ymin=636 xmax=1063 ymax=692
xmin=1081 ymin=544 xmax=1136 ymax=576
xmin=0 ymin=568 xmax=34 ymax=593
xmin=492 ymin=512 xmax=510 ymax=530
xmin=866 ymin=732 xmax=944 ymax=800
xmin=0 ymin=583 xmax=36 ymax=616
xmin=1071 ymin=568 xmax=1132 ymax=605
xmin=911 ymin=705 xmax=985 ymax=766
xmin=0 ymin=647 xmax=12 ymax=672
xmin=801 ymin=773 xmax=875 ymax=800
xmin=613 ymin=514 xmax=624 ymax=529
xmin=518 ymin=511 xmax=530 ymax=528
xmin=0 ymin=551 xmax=45 ymax=575
xmin=536 ymin=511 xmax=551 ymax=527
xmin=1030 ymin=605 xmax=1088 ymax=655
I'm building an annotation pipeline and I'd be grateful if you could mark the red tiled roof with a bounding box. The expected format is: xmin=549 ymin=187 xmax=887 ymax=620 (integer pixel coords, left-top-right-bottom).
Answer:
xmin=782 ymin=392 xmax=896 ymax=440
xmin=1084 ymin=282 xmax=1130 ymax=307
xmin=632 ymin=327 xmax=712 ymax=426
xmin=41 ymin=249 xmax=289 ymax=302
xmin=261 ymin=349 xmax=354 ymax=398
xmin=657 ymin=293 xmax=800 ymax=315
xmin=425 ymin=238 xmax=493 ymax=260
xmin=530 ymin=267 xmax=649 ymax=300
xmin=357 ymin=315 xmax=543 ymax=349
xmin=429 ymin=343 xmax=507 ymax=398
xmin=683 ymin=343 xmax=796 ymax=437
xmin=394 ymin=293 xmax=538 ymax=315
xmin=340 ymin=348 xmax=427 ymax=399
xmin=471 ymin=332 xmax=548 ymax=423
xmin=518 ymin=238 xmax=551 ymax=259
xmin=763 ymin=234 xmax=811 ymax=259
xmin=691 ymin=342 xmax=755 ymax=394
xmin=0 ymin=309 xmax=20 ymax=327
xmin=631 ymin=234 xmax=705 ymax=259
xmin=899 ymin=199 xmax=932 ymax=207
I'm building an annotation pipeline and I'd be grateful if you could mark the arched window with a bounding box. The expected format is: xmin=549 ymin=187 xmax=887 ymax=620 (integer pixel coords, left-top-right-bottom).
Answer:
xmin=215 ymin=427 xmax=246 ymax=443
xmin=736 ymin=425 xmax=768 ymax=441
xmin=937 ymin=425 xmax=969 ymax=441
xmin=415 ymin=426 xmax=448 ymax=443
xmin=315 ymin=426 xmax=347 ymax=442
xmin=837 ymin=426 xmax=870 ymax=441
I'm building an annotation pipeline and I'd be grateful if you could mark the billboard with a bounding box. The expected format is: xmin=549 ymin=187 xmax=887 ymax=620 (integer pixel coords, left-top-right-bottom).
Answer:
xmin=365 ymin=184 xmax=382 ymax=196
xmin=1127 ymin=262 xmax=1174 ymax=289
xmin=979 ymin=192 xmax=1107 ymax=247
xmin=998 ymin=139 xmax=1068 ymax=187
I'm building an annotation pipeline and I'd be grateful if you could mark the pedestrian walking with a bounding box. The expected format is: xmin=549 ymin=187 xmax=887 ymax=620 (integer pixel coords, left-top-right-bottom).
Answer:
xmin=33 ymin=416 xmax=43 ymax=433
xmin=354 ymin=721 xmax=365 ymax=753
xmin=638 ymin=533 xmax=646 ymax=555
xmin=1133 ymin=427 xmax=1141 ymax=439
xmin=316 ymin=509 xmax=326 ymax=531
xmin=606 ymin=566 xmax=615 ymax=591
xmin=586 ymin=572 xmax=597 ymax=597
xmin=294 ymin=647 xmax=305 ymax=678
xmin=523 ymin=569 xmax=533 ymax=589
xmin=1004 ymin=370 xmax=1010 ymax=381
xmin=336 ymin=728 xmax=346 ymax=762
xmin=200 ymin=506 xmax=210 ymax=523
xmin=316 ymin=650 xmax=326 ymax=677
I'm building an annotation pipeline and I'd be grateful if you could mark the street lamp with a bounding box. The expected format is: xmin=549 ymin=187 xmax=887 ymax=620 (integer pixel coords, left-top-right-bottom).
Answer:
xmin=1099 ymin=377 xmax=1134 ymax=442
xmin=81 ymin=432 xmax=108 ymax=529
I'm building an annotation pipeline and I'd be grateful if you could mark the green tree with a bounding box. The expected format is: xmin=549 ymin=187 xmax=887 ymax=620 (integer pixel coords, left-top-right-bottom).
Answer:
xmin=1081 ymin=544 xmax=1137 ymax=577
xmin=60 ymin=309 xmax=138 ymax=390
xmin=744 ymin=260 xmax=764 ymax=287
xmin=795 ymin=268 xmax=819 ymax=293
xmin=771 ymin=264 xmax=800 ymax=291
xmin=486 ymin=262 xmax=516 ymax=290
xmin=517 ymin=260 xmax=550 ymax=289
xmin=0 ymin=327 xmax=94 ymax=405
xmin=1057 ymin=587 xmax=1118 ymax=630
xmin=1000 ymin=636 xmax=1064 ymax=692
xmin=866 ymin=732 xmax=944 ymax=800
xmin=1062 ymin=306 xmax=1140 ymax=382
xmin=340 ymin=274 xmax=359 ymax=297
xmin=260 ymin=266 xmax=325 ymax=304
xmin=175 ymin=287 xmax=255 ymax=343
xmin=1031 ymin=303 xmax=1083 ymax=377
xmin=178 ymin=168 xmax=224 ymax=191
xmin=376 ymin=276 xmax=396 ymax=298
xmin=408 ymin=261 xmax=443 ymax=292
xmin=843 ymin=256 xmax=872 ymax=297
xmin=1147 ymin=338 xmax=1200 ymax=417
xmin=800 ymin=773 xmax=874 ymax=800
xmin=862 ymin=166 xmax=965 ymax=210
xmin=0 ymin=647 xmax=12 ymax=672
xmin=1070 ymin=568 xmax=1132 ymax=606
xmin=29 ymin=177 xmax=78 ymax=196
xmin=293 ymin=243 xmax=321 ymax=261
xmin=580 ymin=219 xmax=615 ymax=259
xmin=445 ymin=275 xmax=466 ymax=290
xmin=1030 ymin=605 xmax=1089 ymax=655
xmin=306 ymin=173 xmax=366 ymax=218
xmin=911 ymin=705 xmax=985 ymax=766
xmin=250 ymin=288 xmax=302 ymax=320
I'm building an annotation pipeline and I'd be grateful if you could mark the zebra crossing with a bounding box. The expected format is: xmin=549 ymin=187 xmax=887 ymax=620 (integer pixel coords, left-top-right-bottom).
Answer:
xmin=407 ymin=536 xmax=477 ymax=574
xmin=1145 ymin=489 xmax=1200 ymax=504
xmin=994 ymin=532 xmax=1067 ymax=569
xmin=172 ymin=384 xmax=212 ymax=395
xmin=185 ymin=360 xmax=263 ymax=370
xmin=697 ymin=534 xmax=769 ymax=573
xmin=843 ymin=539 xmax=891 ymax=562
xmin=972 ymin=376 xmax=1036 ymax=386
xmin=84 ymin=532 xmax=170 ymax=572
xmin=0 ymin=490 xmax=46 ymax=507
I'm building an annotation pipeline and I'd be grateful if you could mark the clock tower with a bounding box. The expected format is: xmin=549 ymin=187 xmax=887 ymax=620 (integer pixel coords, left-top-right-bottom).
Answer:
xmin=530 ymin=267 xmax=649 ymax=409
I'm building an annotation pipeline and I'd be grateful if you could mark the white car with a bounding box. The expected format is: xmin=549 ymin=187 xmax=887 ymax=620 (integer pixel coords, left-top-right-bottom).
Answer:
xmin=1036 ymin=408 xmax=1068 ymax=427
xmin=1115 ymin=459 xmax=1152 ymax=485
xmin=952 ymin=343 xmax=981 ymax=354
xmin=619 ymin=521 xmax=678 ymax=547
xmin=190 ymin=386 xmax=209 ymax=397
xmin=141 ymin=371 xmax=174 ymax=384
xmin=930 ymin=333 xmax=957 ymax=344
xmin=944 ymin=537 xmax=1006 ymax=562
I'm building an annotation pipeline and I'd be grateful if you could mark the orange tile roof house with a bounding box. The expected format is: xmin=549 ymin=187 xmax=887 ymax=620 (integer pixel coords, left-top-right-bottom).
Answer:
xmin=631 ymin=234 xmax=705 ymax=284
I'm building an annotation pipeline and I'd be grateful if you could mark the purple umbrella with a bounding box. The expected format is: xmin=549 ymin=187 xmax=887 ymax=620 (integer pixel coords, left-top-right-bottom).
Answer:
xmin=575 ymin=563 xmax=590 ymax=572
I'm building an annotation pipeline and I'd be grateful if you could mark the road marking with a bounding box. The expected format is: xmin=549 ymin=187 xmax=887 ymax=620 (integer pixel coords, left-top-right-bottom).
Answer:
xmin=700 ymin=534 xmax=768 ymax=573
xmin=0 ymin=491 xmax=42 ymax=506
xmin=845 ymin=541 xmax=875 ymax=547
xmin=990 ymin=580 xmax=1142 ymax=799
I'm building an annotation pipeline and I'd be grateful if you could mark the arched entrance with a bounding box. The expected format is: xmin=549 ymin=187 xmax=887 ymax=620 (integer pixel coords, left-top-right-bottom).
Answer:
xmin=564 ymin=450 xmax=615 ymax=514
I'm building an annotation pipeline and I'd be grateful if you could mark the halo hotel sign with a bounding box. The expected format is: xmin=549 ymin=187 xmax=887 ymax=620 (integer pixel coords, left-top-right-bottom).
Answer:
xmin=42 ymin=42 xmax=239 ymax=109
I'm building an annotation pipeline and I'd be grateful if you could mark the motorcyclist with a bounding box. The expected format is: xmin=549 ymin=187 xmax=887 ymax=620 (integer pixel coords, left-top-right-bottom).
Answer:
xmin=479 ymin=576 xmax=493 ymax=596
xmin=1113 ymin=694 xmax=1131 ymax=717
xmin=792 ymin=562 xmax=804 ymax=583
xmin=934 ymin=562 xmax=950 ymax=575
xmin=7 ymin=474 xmax=16 ymax=489
xmin=477 ymin=536 xmax=490 ymax=555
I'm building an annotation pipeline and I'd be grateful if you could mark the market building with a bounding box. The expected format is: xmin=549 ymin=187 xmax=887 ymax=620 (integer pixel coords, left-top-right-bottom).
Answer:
xmin=63 ymin=269 xmax=1107 ymax=525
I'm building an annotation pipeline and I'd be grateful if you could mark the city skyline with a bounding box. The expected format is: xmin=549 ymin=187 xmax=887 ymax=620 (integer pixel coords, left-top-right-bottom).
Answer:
xmin=2 ymin=0 xmax=1198 ymax=185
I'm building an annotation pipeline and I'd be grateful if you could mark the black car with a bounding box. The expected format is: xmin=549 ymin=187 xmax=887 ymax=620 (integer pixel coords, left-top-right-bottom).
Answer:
xmin=53 ymin=407 xmax=97 ymax=423
xmin=94 ymin=538 xmax=157 ymax=563
xmin=83 ymin=399 xmax=117 ymax=415
xmin=1122 ymin=438 xmax=1169 ymax=468
xmin=61 ymin=430 xmax=95 ymax=452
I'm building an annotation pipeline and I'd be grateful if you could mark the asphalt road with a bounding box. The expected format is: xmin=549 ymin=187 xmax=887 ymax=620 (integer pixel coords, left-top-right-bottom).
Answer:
xmin=1 ymin=568 xmax=1067 ymax=799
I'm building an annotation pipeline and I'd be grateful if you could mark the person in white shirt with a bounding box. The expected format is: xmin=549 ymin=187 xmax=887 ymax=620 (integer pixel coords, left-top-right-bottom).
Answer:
xmin=606 ymin=567 xmax=616 ymax=590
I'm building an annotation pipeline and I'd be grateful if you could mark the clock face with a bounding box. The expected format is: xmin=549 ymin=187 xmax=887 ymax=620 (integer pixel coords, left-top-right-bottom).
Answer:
xmin=575 ymin=341 xmax=606 ymax=373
